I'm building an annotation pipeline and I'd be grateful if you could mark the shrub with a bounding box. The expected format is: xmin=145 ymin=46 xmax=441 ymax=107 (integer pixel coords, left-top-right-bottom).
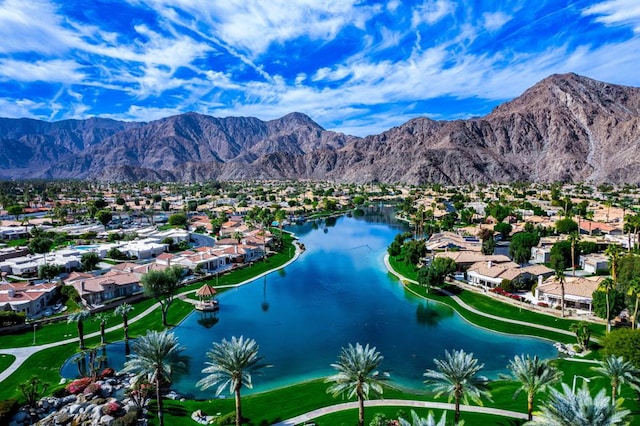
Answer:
xmin=100 ymin=368 xmax=115 ymax=378
xmin=65 ymin=377 xmax=92 ymax=394
xmin=217 ymin=412 xmax=237 ymax=425
xmin=102 ymin=401 xmax=122 ymax=416
xmin=82 ymin=382 xmax=101 ymax=396
xmin=113 ymin=410 xmax=139 ymax=426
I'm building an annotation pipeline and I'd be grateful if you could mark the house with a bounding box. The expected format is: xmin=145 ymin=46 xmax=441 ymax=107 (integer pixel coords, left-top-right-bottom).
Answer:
xmin=535 ymin=276 xmax=605 ymax=313
xmin=0 ymin=281 xmax=59 ymax=316
xmin=426 ymin=231 xmax=482 ymax=252
xmin=531 ymin=246 xmax=552 ymax=264
xmin=467 ymin=261 xmax=553 ymax=290
xmin=435 ymin=251 xmax=511 ymax=268
xmin=65 ymin=269 xmax=144 ymax=307
xmin=579 ymin=253 xmax=609 ymax=275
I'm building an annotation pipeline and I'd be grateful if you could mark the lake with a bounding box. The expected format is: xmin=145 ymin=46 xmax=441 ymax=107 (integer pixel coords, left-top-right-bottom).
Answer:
xmin=62 ymin=207 xmax=556 ymax=398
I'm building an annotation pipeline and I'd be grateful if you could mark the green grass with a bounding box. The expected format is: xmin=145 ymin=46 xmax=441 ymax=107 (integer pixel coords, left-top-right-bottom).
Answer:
xmin=0 ymin=354 xmax=15 ymax=374
xmin=6 ymin=239 xmax=27 ymax=247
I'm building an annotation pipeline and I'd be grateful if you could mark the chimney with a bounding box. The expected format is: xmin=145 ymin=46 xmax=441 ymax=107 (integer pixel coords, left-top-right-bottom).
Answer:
xmin=487 ymin=261 xmax=492 ymax=268
xmin=81 ymin=281 xmax=85 ymax=292
xmin=538 ymin=275 xmax=543 ymax=287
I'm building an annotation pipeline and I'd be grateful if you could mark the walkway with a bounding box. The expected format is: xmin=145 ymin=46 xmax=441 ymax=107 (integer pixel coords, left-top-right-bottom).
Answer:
xmin=0 ymin=241 xmax=304 ymax=384
xmin=272 ymin=399 xmax=529 ymax=425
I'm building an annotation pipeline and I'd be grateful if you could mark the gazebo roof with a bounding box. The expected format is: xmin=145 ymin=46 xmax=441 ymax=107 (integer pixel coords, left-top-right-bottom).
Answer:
xmin=196 ymin=284 xmax=217 ymax=297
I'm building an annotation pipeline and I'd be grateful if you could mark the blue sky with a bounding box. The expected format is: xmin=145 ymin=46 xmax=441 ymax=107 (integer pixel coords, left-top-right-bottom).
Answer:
xmin=1 ymin=0 xmax=639 ymax=136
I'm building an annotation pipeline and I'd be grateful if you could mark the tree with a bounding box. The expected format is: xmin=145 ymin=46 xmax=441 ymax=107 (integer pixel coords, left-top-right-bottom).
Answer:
xmin=570 ymin=321 xmax=592 ymax=352
xmin=605 ymin=244 xmax=623 ymax=282
xmin=403 ymin=239 xmax=426 ymax=266
xmin=568 ymin=232 xmax=581 ymax=276
xmin=627 ymin=278 xmax=640 ymax=329
xmin=526 ymin=383 xmax=630 ymax=426
xmin=494 ymin=222 xmax=512 ymax=240
xmin=478 ymin=228 xmax=495 ymax=255
xmin=602 ymin=329 xmax=640 ymax=368
xmin=326 ymin=343 xmax=390 ymax=426
xmin=28 ymin=237 xmax=53 ymax=257
xmin=423 ymin=349 xmax=491 ymax=425
xmin=96 ymin=209 xmax=113 ymax=230
xmin=501 ymin=354 xmax=562 ymax=421
xmin=38 ymin=263 xmax=63 ymax=280
xmin=122 ymin=330 xmax=185 ymax=426
xmin=555 ymin=217 xmax=579 ymax=234
xmin=67 ymin=310 xmax=91 ymax=350
xmin=417 ymin=257 xmax=456 ymax=294
xmin=509 ymin=232 xmax=539 ymax=265
xmin=592 ymin=290 xmax=626 ymax=326
xmin=591 ymin=355 xmax=640 ymax=404
xmin=114 ymin=303 xmax=134 ymax=341
xmin=168 ymin=213 xmax=187 ymax=228
xmin=18 ymin=376 xmax=48 ymax=408
xmin=197 ymin=336 xmax=270 ymax=426
xmin=94 ymin=313 xmax=109 ymax=346
xmin=81 ymin=252 xmax=100 ymax=271
xmin=597 ymin=278 xmax=617 ymax=333
xmin=554 ymin=268 xmax=566 ymax=318
xmin=142 ymin=266 xmax=183 ymax=327
xmin=7 ymin=204 xmax=24 ymax=221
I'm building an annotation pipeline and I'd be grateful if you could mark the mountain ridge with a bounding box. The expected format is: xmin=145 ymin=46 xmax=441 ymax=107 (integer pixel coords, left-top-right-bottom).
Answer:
xmin=1 ymin=73 xmax=639 ymax=184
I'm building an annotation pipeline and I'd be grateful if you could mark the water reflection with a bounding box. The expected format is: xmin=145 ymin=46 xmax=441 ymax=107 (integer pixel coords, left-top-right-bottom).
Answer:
xmin=416 ymin=302 xmax=453 ymax=327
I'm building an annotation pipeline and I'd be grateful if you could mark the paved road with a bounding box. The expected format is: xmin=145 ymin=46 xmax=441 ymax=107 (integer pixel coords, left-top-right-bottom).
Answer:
xmin=272 ymin=399 xmax=530 ymax=425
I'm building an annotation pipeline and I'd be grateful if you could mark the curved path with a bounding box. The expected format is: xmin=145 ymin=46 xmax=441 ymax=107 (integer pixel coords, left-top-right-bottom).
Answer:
xmin=0 ymin=242 xmax=303 ymax=384
xmin=272 ymin=399 xmax=529 ymax=425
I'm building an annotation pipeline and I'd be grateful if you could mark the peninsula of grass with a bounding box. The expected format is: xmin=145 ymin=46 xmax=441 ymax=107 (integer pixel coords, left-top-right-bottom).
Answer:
xmin=388 ymin=255 xmax=605 ymax=342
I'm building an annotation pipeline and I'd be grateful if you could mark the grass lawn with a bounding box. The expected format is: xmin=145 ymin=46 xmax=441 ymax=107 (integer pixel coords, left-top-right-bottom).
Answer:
xmin=0 ymin=354 xmax=15 ymax=374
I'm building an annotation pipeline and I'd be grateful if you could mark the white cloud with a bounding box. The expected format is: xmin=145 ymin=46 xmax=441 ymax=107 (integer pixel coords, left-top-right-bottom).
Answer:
xmin=482 ymin=11 xmax=512 ymax=31
xmin=132 ymin=0 xmax=379 ymax=56
xmin=411 ymin=0 xmax=456 ymax=27
xmin=582 ymin=0 xmax=640 ymax=32
xmin=0 ymin=59 xmax=86 ymax=83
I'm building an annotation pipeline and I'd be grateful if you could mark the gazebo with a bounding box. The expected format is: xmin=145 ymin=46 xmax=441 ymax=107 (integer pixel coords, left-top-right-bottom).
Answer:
xmin=195 ymin=283 xmax=219 ymax=311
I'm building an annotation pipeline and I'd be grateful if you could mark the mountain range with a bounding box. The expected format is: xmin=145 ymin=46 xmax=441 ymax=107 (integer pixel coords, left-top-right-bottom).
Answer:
xmin=1 ymin=73 xmax=639 ymax=184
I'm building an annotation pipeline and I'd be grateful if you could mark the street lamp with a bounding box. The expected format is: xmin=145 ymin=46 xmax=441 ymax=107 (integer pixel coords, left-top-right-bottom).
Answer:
xmin=572 ymin=375 xmax=591 ymax=393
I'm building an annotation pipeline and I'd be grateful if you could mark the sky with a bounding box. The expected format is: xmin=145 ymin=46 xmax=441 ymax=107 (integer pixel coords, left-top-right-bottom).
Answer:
xmin=1 ymin=0 xmax=639 ymax=137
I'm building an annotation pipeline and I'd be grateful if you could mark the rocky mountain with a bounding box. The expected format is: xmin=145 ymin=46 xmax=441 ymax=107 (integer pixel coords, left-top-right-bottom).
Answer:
xmin=1 ymin=73 xmax=639 ymax=184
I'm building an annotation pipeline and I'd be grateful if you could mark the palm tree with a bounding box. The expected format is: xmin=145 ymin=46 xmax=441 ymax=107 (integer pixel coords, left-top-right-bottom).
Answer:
xmin=114 ymin=303 xmax=134 ymax=341
xmin=67 ymin=310 xmax=91 ymax=350
xmin=94 ymin=313 xmax=109 ymax=346
xmin=326 ymin=342 xmax=390 ymax=426
xmin=399 ymin=410 xmax=448 ymax=426
xmin=568 ymin=231 xmax=581 ymax=277
xmin=501 ymin=354 xmax=562 ymax=421
xmin=122 ymin=330 xmax=185 ymax=426
xmin=597 ymin=278 xmax=616 ymax=333
xmin=605 ymin=244 xmax=622 ymax=282
xmin=554 ymin=268 xmax=566 ymax=318
xmin=423 ymin=349 xmax=491 ymax=425
xmin=626 ymin=277 xmax=640 ymax=329
xmin=197 ymin=336 xmax=270 ymax=426
xmin=526 ymin=383 xmax=630 ymax=425
xmin=591 ymin=355 xmax=640 ymax=404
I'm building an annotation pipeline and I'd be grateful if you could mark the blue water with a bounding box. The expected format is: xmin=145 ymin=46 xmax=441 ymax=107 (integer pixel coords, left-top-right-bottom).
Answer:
xmin=62 ymin=209 xmax=556 ymax=399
